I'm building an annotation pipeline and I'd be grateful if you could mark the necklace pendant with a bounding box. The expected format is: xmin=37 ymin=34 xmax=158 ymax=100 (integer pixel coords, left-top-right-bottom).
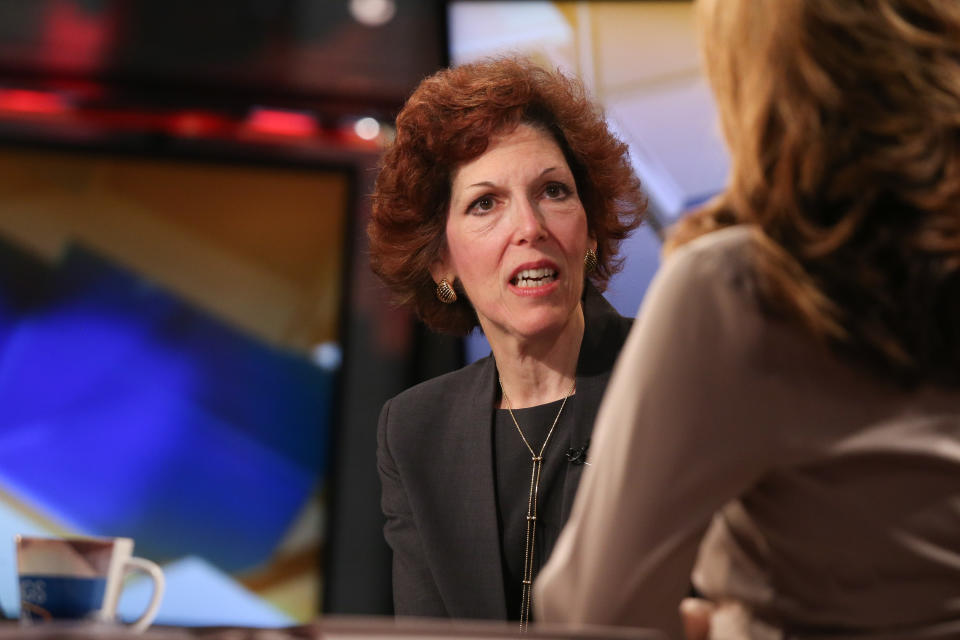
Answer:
xmin=497 ymin=376 xmax=577 ymax=633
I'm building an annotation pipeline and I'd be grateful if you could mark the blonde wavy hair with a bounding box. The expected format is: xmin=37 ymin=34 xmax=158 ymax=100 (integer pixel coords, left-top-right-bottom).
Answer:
xmin=670 ymin=0 xmax=960 ymax=385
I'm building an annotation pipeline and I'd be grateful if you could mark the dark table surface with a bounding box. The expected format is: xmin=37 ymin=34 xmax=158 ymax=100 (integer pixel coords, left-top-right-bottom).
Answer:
xmin=0 ymin=616 xmax=667 ymax=640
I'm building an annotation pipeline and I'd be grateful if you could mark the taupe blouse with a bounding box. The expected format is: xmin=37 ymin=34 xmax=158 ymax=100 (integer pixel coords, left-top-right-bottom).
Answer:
xmin=535 ymin=226 xmax=960 ymax=639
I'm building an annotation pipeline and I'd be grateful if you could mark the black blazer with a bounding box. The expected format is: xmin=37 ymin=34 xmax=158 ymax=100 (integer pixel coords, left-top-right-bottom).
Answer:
xmin=376 ymin=286 xmax=632 ymax=620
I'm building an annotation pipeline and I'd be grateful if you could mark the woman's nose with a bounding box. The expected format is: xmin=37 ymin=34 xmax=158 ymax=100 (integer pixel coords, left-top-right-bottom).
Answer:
xmin=512 ymin=198 xmax=547 ymax=244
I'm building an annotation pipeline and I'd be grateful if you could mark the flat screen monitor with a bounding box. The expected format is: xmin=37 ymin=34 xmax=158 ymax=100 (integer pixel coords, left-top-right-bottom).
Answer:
xmin=0 ymin=142 xmax=350 ymax=627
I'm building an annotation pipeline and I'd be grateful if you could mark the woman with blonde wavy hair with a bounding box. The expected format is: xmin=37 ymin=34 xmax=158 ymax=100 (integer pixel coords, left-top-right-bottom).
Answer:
xmin=536 ymin=0 xmax=960 ymax=638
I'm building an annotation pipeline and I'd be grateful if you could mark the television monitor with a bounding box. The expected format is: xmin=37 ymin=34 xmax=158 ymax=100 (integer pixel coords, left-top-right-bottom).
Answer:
xmin=0 ymin=0 xmax=453 ymax=622
xmin=0 ymin=142 xmax=351 ymax=627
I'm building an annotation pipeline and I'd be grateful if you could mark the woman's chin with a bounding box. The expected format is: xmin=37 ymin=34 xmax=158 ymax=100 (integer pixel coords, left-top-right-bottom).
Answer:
xmin=500 ymin=311 xmax=582 ymax=346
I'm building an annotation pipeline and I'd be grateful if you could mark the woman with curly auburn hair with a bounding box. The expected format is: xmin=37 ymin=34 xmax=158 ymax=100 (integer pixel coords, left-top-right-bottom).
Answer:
xmin=537 ymin=0 xmax=960 ymax=638
xmin=368 ymin=57 xmax=645 ymax=624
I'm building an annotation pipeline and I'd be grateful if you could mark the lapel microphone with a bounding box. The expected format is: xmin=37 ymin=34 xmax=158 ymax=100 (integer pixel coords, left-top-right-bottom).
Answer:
xmin=565 ymin=438 xmax=590 ymax=465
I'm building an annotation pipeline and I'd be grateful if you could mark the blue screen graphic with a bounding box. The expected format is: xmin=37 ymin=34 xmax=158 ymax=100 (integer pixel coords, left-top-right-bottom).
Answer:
xmin=0 ymin=239 xmax=332 ymax=623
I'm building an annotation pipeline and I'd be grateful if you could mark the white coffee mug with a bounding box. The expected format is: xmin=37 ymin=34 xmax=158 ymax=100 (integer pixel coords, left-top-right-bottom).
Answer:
xmin=16 ymin=535 xmax=165 ymax=633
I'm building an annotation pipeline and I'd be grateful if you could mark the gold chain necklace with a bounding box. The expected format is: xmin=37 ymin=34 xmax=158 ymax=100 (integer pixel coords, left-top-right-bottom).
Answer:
xmin=498 ymin=376 xmax=576 ymax=632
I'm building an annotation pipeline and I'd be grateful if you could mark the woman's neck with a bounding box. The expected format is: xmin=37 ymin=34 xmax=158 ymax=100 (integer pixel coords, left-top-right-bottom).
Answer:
xmin=488 ymin=306 xmax=585 ymax=409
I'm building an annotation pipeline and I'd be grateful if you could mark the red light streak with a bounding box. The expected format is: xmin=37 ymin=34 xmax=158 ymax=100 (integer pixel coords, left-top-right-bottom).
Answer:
xmin=244 ymin=108 xmax=318 ymax=138
xmin=0 ymin=89 xmax=71 ymax=115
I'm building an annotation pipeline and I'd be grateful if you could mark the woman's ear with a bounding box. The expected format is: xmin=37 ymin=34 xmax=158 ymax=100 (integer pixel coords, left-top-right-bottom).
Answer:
xmin=429 ymin=254 xmax=452 ymax=285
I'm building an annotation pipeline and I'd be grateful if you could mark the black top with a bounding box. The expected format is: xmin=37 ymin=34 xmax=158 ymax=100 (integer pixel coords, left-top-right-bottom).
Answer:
xmin=494 ymin=395 xmax=580 ymax=621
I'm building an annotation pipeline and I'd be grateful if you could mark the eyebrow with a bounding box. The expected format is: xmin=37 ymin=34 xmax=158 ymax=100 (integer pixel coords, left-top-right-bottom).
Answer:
xmin=466 ymin=167 xmax=560 ymax=189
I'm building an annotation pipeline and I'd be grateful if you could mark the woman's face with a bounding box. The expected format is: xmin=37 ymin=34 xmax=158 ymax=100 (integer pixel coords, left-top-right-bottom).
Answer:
xmin=433 ymin=123 xmax=595 ymax=344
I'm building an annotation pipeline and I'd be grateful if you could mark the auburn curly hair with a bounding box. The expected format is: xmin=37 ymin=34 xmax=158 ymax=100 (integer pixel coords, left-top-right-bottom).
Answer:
xmin=368 ymin=57 xmax=646 ymax=335
xmin=671 ymin=0 xmax=960 ymax=385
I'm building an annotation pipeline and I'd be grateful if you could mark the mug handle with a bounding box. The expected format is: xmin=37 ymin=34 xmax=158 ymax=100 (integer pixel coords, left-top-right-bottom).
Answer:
xmin=122 ymin=557 xmax=165 ymax=633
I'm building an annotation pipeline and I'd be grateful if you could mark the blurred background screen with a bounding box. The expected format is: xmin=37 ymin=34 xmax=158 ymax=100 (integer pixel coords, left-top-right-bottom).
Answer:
xmin=0 ymin=0 xmax=448 ymax=627
xmin=0 ymin=145 xmax=348 ymax=627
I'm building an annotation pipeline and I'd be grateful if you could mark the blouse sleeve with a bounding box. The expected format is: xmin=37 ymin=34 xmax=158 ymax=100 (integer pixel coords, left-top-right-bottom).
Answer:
xmin=534 ymin=231 xmax=790 ymax=639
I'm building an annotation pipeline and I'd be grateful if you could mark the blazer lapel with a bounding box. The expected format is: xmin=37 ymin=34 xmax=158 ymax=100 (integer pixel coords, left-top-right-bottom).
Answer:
xmin=430 ymin=356 xmax=507 ymax=619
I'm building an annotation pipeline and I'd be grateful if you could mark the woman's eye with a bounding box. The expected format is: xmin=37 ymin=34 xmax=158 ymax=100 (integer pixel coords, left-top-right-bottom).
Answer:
xmin=468 ymin=195 xmax=495 ymax=215
xmin=544 ymin=182 xmax=570 ymax=199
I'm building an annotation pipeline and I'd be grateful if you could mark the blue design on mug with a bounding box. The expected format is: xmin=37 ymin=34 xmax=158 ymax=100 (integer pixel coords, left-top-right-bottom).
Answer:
xmin=19 ymin=575 xmax=107 ymax=621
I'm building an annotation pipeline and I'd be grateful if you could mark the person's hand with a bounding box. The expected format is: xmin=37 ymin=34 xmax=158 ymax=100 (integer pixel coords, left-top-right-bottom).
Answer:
xmin=679 ymin=597 xmax=715 ymax=640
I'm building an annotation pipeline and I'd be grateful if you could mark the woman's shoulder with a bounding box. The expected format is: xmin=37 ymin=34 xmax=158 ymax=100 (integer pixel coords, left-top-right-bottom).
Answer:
xmin=632 ymin=224 xmax=787 ymax=389
xmin=653 ymin=224 xmax=762 ymax=310
xmin=667 ymin=223 xmax=758 ymax=269
xmin=384 ymin=355 xmax=495 ymax=417
xmin=378 ymin=356 xmax=495 ymax=458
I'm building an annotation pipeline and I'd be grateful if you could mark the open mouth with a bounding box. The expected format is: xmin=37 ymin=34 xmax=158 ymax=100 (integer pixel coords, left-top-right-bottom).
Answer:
xmin=511 ymin=267 xmax=558 ymax=289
